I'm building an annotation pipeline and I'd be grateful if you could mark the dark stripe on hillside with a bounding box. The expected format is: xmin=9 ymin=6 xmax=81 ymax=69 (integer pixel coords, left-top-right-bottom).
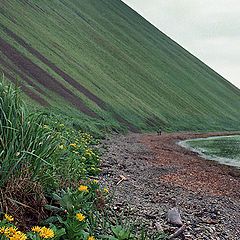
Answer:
xmin=0 ymin=55 xmax=49 ymax=99
xmin=0 ymin=37 xmax=98 ymax=118
xmin=1 ymin=25 xmax=106 ymax=109
xmin=0 ymin=69 xmax=49 ymax=106
xmin=1 ymin=25 xmax=139 ymax=132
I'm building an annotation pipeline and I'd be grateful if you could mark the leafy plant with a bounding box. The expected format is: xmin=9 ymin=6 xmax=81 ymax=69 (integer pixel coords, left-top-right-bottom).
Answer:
xmin=44 ymin=180 xmax=107 ymax=239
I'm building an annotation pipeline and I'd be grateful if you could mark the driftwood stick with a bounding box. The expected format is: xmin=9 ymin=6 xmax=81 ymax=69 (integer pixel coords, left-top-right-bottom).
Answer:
xmin=168 ymin=225 xmax=186 ymax=239
xmin=116 ymin=175 xmax=127 ymax=185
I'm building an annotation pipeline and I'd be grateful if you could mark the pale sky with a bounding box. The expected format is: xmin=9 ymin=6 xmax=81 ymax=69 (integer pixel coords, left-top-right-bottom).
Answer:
xmin=122 ymin=0 xmax=240 ymax=89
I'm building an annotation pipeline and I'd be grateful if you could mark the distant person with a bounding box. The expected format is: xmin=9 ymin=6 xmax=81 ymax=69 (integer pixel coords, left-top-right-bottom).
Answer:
xmin=157 ymin=128 xmax=162 ymax=135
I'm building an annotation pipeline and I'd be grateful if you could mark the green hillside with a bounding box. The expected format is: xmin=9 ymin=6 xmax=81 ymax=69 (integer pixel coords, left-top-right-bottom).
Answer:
xmin=0 ymin=0 xmax=239 ymax=132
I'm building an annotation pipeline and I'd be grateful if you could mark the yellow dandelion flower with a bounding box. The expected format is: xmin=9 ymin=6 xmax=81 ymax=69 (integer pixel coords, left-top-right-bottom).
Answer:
xmin=78 ymin=185 xmax=88 ymax=192
xmin=76 ymin=212 xmax=85 ymax=222
xmin=10 ymin=231 xmax=27 ymax=240
xmin=39 ymin=227 xmax=55 ymax=239
xmin=0 ymin=227 xmax=6 ymax=234
xmin=5 ymin=213 xmax=14 ymax=222
xmin=69 ymin=143 xmax=77 ymax=148
xmin=31 ymin=226 xmax=42 ymax=233
xmin=103 ymin=188 xmax=109 ymax=194
xmin=8 ymin=226 xmax=18 ymax=233
xmin=88 ymin=236 xmax=96 ymax=240
xmin=4 ymin=226 xmax=18 ymax=238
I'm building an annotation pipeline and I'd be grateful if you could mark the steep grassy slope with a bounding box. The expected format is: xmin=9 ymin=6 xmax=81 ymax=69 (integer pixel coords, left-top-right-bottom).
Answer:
xmin=0 ymin=0 xmax=239 ymax=132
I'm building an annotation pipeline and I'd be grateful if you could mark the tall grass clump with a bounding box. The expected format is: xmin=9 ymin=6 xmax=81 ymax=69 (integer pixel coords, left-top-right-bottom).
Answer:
xmin=0 ymin=78 xmax=57 ymax=187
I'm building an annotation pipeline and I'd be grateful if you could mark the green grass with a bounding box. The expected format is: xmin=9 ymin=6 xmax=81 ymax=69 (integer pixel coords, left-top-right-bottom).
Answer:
xmin=181 ymin=135 xmax=240 ymax=167
xmin=0 ymin=78 xmax=57 ymax=187
xmin=0 ymin=0 xmax=240 ymax=132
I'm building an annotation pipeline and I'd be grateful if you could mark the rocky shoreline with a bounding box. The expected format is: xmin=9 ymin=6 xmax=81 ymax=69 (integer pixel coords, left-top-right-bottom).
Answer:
xmin=100 ymin=133 xmax=240 ymax=239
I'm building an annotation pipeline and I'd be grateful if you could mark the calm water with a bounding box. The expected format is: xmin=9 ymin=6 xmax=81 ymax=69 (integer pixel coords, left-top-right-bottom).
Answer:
xmin=179 ymin=135 xmax=240 ymax=168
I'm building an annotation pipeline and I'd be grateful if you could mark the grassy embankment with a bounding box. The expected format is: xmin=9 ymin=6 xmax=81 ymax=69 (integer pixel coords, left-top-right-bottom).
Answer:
xmin=0 ymin=0 xmax=240 ymax=133
xmin=181 ymin=135 xmax=240 ymax=168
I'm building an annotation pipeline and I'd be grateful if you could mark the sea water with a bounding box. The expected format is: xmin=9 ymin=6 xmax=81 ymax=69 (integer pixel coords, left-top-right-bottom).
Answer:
xmin=178 ymin=135 xmax=240 ymax=169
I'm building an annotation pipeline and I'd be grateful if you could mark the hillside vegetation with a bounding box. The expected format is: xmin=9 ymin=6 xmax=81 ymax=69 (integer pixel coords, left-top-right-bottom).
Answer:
xmin=0 ymin=0 xmax=240 ymax=132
